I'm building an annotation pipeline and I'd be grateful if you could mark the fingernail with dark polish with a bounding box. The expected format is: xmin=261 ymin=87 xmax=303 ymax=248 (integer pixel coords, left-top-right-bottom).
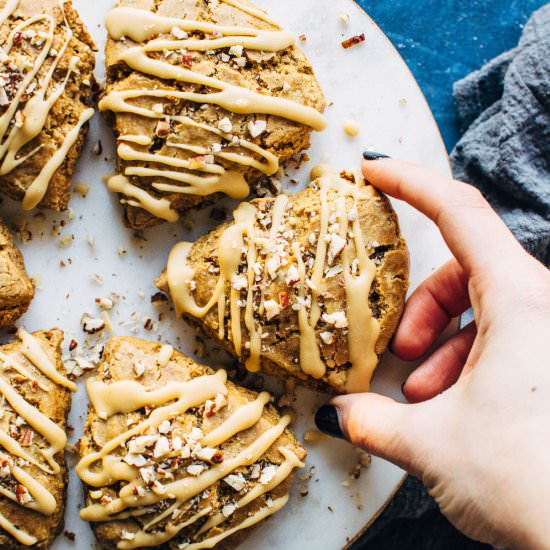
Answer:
xmin=363 ymin=151 xmax=390 ymax=161
xmin=315 ymin=405 xmax=345 ymax=439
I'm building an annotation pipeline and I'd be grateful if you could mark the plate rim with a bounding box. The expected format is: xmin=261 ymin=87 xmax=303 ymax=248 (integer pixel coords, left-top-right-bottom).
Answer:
xmin=342 ymin=1 xmax=452 ymax=547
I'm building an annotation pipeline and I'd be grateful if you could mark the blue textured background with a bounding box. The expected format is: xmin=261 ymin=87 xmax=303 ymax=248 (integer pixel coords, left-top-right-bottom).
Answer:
xmin=356 ymin=0 xmax=547 ymax=152
xmin=352 ymin=1 xmax=548 ymax=548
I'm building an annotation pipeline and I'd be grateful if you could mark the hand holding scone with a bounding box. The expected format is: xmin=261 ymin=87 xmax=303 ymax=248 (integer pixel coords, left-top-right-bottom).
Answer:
xmin=316 ymin=158 xmax=550 ymax=550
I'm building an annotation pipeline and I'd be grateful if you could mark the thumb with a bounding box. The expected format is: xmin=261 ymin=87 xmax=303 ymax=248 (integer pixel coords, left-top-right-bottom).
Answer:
xmin=315 ymin=393 xmax=427 ymax=475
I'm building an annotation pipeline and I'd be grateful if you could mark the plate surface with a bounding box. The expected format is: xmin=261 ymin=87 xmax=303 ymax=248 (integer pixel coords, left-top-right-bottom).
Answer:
xmin=0 ymin=0 xmax=452 ymax=548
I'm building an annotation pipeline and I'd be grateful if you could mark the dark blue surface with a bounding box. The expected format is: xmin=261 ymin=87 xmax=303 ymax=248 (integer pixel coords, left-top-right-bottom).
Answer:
xmin=356 ymin=0 xmax=548 ymax=151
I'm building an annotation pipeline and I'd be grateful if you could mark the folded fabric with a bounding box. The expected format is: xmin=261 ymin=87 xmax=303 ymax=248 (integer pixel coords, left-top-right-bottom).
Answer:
xmin=451 ymin=3 xmax=550 ymax=265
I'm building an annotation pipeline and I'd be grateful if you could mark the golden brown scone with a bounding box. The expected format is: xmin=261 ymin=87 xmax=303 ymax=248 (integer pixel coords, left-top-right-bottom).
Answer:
xmin=0 ymin=0 xmax=96 ymax=211
xmin=77 ymin=336 xmax=306 ymax=550
xmin=0 ymin=219 xmax=34 ymax=328
xmin=102 ymin=0 xmax=326 ymax=230
xmin=0 ymin=328 xmax=74 ymax=549
xmin=157 ymin=169 xmax=410 ymax=394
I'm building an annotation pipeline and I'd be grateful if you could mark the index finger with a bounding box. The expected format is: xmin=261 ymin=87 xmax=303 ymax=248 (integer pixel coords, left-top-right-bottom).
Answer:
xmin=361 ymin=158 xmax=525 ymax=275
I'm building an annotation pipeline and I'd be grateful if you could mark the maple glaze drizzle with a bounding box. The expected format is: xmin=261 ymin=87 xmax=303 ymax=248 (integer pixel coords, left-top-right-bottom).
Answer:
xmin=167 ymin=167 xmax=382 ymax=392
xmin=102 ymin=5 xmax=325 ymax=221
xmin=0 ymin=0 xmax=20 ymax=25
xmin=76 ymin=350 xmax=303 ymax=549
xmin=0 ymin=329 xmax=74 ymax=546
xmin=0 ymin=1 xmax=94 ymax=209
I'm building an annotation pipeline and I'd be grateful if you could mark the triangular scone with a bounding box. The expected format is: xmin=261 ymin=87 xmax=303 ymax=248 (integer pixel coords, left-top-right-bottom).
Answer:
xmin=0 ymin=328 xmax=75 ymax=549
xmin=77 ymin=337 xmax=306 ymax=550
xmin=0 ymin=0 xmax=96 ymax=211
xmin=157 ymin=168 xmax=410 ymax=394
xmin=0 ymin=220 xmax=34 ymax=328
xmin=102 ymin=0 xmax=326 ymax=230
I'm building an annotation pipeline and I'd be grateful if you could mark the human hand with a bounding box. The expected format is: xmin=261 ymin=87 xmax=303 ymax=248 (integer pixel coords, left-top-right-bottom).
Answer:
xmin=314 ymin=157 xmax=550 ymax=550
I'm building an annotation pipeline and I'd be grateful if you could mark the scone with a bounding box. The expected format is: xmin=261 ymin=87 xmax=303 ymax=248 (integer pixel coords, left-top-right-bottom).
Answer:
xmin=0 ymin=219 xmax=34 ymax=328
xmin=0 ymin=0 xmax=96 ymax=211
xmin=102 ymin=0 xmax=326 ymax=230
xmin=0 ymin=328 xmax=75 ymax=549
xmin=157 ymin=167 xmax=410 ymax=394
xmin=77 ymin=336 xmax=306 ymax=550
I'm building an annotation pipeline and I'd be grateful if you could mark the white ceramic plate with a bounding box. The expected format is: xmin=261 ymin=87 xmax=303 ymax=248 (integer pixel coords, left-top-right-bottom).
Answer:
xmin=0 ymin=0 xmax=453 ymax=548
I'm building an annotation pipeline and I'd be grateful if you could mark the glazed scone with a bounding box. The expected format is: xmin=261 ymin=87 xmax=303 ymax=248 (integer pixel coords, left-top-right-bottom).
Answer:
xmin=0 ymin=0 xmax=96 ymax=211
xmin=157 ymin=167 xmax=410 ymax=394
xmin=77 ymin=336 xmax=306 ymax=550
xmin=0 ymin=219 xmax=33 ymax=328
xmin=102 ymin=0 xmax=326 ymax=230
xmin=0 ymin=328 xmax=75 ymax=549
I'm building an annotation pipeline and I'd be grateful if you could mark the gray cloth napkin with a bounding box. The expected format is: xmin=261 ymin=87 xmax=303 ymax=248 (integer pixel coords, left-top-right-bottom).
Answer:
xmin=451 ymin=3 xmax=550 ymax=265
xmin=357 ymin=4 xmax=550 ymax=548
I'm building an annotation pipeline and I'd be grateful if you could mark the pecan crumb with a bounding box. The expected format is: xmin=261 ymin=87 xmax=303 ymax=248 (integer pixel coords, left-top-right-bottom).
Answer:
xmin=151 ymin=292 xmax=168 ymax=305
xmin=341 ymin=33 xmax=366 ymax=49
